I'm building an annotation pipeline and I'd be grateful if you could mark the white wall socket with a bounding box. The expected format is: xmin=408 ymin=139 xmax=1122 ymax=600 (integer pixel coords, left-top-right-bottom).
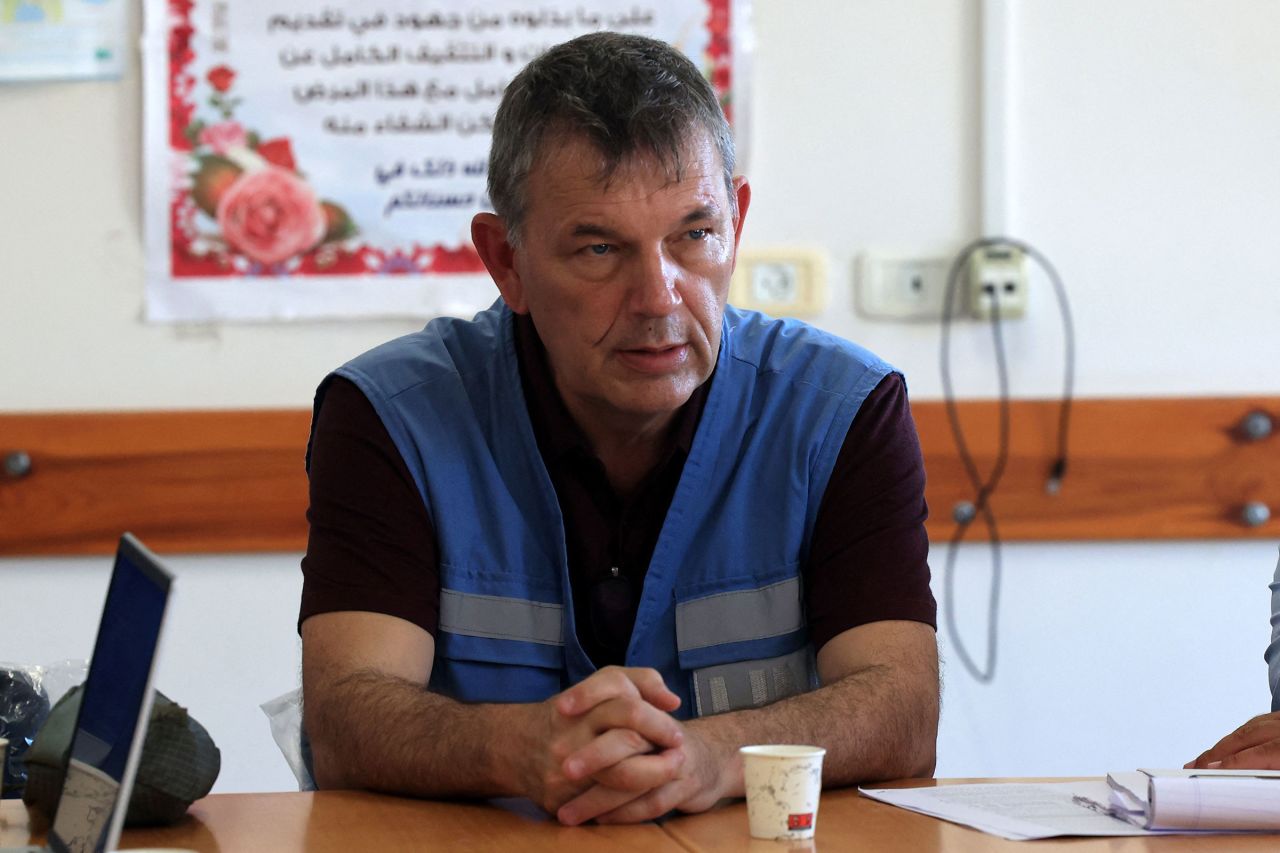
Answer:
xmin=731 ymin=248 xmax=827 ymax=316
xmin=855 ymin=253 xmax=952 ymax=321
xmin=967 ymin=246 xmax=1028 ymax=320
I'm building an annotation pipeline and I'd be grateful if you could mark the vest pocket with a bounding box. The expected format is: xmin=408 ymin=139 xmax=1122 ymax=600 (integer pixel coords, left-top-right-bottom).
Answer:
xmin=432 ymin=631 xmax=564 ymax=704
xmin=683 ymin=645 xmax=817 ymax=717
xmin=674 ymin=574 xmax=816 ymax=717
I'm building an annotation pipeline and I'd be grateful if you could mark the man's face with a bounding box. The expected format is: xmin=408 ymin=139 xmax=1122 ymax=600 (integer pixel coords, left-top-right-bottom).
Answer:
xmin=499 ymin=132 xmax=750 ymax=431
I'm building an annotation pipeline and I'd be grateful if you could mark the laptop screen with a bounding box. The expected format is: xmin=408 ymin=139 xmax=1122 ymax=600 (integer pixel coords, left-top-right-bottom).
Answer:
xmin=49 ymin=534 xmax=172 ymax=853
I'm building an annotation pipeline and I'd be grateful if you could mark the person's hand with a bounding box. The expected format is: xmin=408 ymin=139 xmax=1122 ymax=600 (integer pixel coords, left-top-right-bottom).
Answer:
xmin=516 ymin=666 xmax=684 ymax=818
xmin=555 ymin=716 xmax=735 ymax=825
xmin=1186 ymin=711 xmax=1280 ymax=769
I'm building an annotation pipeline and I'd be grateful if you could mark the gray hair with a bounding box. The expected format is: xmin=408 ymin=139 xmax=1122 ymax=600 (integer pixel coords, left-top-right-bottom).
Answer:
xmin=487 ymin=31 xmax=735 ymax=244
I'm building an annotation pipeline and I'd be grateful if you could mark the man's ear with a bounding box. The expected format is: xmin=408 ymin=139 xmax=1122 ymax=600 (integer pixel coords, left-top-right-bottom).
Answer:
xmin=471 ymin=212 xmax=527 ymax=313
xmin=730 ymin=176 xmax=752 ymax=258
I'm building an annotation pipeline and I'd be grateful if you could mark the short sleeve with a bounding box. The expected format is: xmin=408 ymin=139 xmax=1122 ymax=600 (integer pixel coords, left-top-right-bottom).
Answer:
xmin=805 ymin=372 xmax=936 ymax=652
xmin=299 ymin=376 xmax=440 ymax=635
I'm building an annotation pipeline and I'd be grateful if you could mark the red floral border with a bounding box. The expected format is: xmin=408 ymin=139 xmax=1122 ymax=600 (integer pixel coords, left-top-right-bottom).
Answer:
xmin=705 ymin=0 xmax=732 ymax=124
xmin=165 ymin=0 xmax=733 ymax=279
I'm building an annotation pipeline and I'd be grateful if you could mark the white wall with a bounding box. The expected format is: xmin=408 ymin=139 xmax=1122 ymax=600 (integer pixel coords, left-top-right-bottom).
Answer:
xmin=3 ymin=0 xmax=1278 ymax=791
xmin=6 ymin=554 xmax=304 ymax=791
xmin=937 ymin=540 xmax=1275 ymax=776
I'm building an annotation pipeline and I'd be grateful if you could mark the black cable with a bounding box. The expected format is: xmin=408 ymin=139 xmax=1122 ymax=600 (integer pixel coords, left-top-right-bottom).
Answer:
xmin=1038 ymin=244 xmax=1076 ymax=496
xmin=938 ymin=236 xmax=1076 ymax=683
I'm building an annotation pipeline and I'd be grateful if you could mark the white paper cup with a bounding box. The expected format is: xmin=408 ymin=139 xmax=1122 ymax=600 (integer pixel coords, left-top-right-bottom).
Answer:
xmin=740 ymin=744 xmax=826 ymax=840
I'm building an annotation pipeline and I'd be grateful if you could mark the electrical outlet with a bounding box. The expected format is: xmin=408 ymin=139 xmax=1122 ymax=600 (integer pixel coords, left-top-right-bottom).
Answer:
xmin=855 ymin=253 xmax=951 ymax=321
xmin=731 ymin=248 xmax=827 ymax=316
xmin=967 ymin=246 xmax=1028 ymax=320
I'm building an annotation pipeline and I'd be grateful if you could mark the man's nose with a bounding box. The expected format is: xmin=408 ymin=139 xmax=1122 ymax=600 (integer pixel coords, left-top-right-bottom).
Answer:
xmin=627 ymin=246 xmax=682 ymax=316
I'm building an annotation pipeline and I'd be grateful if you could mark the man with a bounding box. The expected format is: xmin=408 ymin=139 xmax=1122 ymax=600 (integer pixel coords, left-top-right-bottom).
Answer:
xmin=300 ymin=31 xmax=938 ymax=825
xmin=1186 ymin=549 xmax=1280 ymax=770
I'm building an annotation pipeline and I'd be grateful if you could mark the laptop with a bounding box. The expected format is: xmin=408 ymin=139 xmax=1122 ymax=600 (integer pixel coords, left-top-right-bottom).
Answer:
xmin=15 ymin=533 xmax=174 ymax=853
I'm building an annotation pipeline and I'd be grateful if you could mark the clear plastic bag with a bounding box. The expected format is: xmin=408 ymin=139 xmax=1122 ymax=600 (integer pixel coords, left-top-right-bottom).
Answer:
xmin=261 ymin=687 xmax=316 ymax=790
xmin=1 ymin=659 xmax=86 ymax=796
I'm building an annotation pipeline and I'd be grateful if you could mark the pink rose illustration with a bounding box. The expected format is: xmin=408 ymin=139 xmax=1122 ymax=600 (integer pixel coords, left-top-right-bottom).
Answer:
xmin=216 ymin=166 xmax=325 ymax=265
xmin=199 ymin=120 xmax=248 ymax=154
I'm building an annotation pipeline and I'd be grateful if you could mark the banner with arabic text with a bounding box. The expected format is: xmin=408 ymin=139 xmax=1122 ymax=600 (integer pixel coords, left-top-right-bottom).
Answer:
xmin=143 ymin=0 xmax=741 ymax=322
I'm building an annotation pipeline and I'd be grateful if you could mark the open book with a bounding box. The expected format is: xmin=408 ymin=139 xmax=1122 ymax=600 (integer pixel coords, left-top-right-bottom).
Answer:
xmin=1107 ymin=769 xmax=1280 ymax=831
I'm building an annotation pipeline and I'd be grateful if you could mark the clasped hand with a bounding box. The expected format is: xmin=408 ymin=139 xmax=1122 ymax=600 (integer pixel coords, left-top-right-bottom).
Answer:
xmin=521 ymin=666 xmax=728 ymax=825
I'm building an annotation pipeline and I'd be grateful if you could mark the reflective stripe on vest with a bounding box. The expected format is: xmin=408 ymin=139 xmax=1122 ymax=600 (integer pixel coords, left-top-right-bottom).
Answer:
xmin=439 ymin=589 xmax=564 ymax=646
xmin=675 ymin=577 xmax=805 ymax=651
xmin=691 ymin=646 xmax=815 ymax=716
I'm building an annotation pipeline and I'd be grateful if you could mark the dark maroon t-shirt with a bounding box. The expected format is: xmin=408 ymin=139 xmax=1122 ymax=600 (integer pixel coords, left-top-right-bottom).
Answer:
xmin=300 ymin=314 xmax=936 ymax=666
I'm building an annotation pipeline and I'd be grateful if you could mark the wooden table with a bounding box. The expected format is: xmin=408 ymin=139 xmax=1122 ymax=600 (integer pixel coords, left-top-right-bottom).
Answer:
xmin=4 ymin=779 xmax=1279 ymax=851
xmin=668 ymin=781 xmax=1280 ymax=852
xmin=0 ymin=792 xmax=680 ymax=852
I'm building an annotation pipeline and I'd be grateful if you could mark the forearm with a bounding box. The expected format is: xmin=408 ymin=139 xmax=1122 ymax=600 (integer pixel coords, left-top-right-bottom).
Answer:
xmin=689 ymin=659 xmax=939 ymax=798
xmin=306 ymin=668 xmax=533 ymax=798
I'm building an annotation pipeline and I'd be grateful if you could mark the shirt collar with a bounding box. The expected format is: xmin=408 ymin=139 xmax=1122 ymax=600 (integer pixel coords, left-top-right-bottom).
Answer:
xmin=513 ymin=311 xmax=709 ymax=463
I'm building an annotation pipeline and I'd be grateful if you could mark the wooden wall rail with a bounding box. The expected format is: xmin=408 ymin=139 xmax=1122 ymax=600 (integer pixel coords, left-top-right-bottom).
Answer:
xmin=0 ymin=410 xmax=313 ymax=556
xmin=916 ymin=396 xmax=1280 ymax=542
xmin=2 ymin=397 xmax=1279 ymax=556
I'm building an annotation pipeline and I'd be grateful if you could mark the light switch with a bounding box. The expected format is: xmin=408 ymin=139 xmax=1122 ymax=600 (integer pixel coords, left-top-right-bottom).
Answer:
xmin=855 ymin=252 xmax=952 ymax=321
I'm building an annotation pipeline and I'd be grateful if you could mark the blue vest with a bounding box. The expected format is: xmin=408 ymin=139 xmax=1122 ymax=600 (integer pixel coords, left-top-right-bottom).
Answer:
xmin=320 ymin=302 xmax=892 ymax=719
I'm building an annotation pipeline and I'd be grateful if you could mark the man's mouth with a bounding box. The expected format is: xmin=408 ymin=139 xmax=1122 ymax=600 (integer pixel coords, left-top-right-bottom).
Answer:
xmin=615 ymin=343 xmax=690 ymax=373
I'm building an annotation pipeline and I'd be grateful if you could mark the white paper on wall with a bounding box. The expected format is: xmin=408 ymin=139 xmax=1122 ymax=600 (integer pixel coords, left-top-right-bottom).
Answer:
xmin=141 ymin=0 xmax=746 ymax=322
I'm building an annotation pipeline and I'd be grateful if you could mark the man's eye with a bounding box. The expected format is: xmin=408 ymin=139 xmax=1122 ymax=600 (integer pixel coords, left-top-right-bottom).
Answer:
xmin=587 ymin=244 xmax=612 ymax=256
xmin=687 ymin=229 xmax=708 ymax=240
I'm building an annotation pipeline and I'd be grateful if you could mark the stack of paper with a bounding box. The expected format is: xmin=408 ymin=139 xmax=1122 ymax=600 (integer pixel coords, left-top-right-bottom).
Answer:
xmin=860 ymin=772 xmax=1280 ymax=841
xmin=859 ymin=781 xmax=1160 ymax=840
xmin=1106 ymin=769 xmax=1280 ymax=831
